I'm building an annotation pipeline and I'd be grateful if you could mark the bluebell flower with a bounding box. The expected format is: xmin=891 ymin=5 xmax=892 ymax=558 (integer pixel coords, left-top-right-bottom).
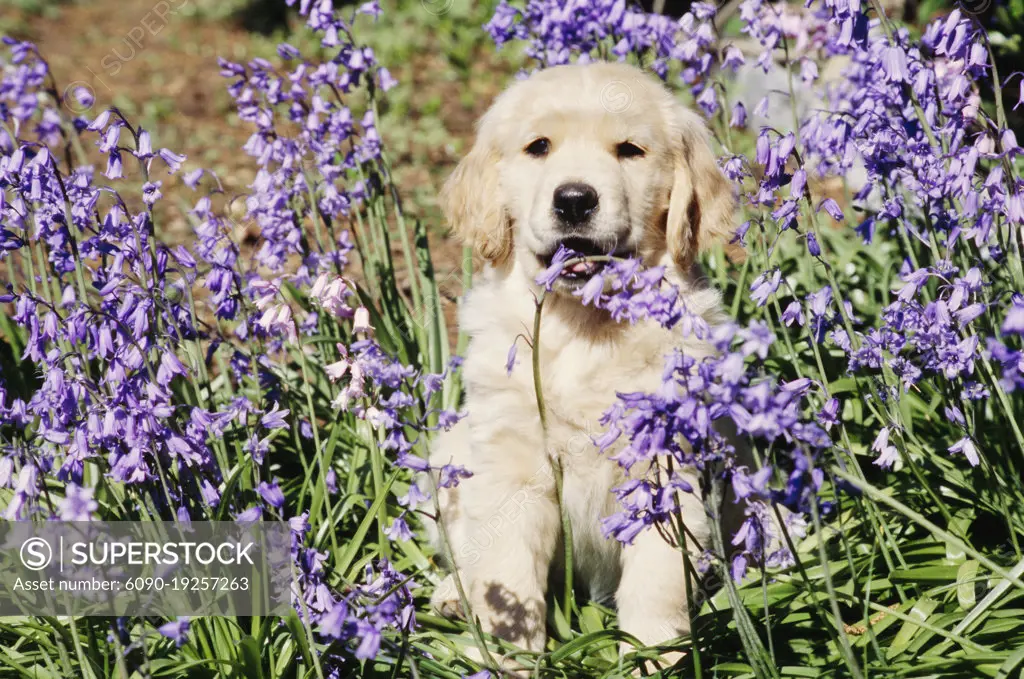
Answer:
xmin=1002 ymin=299 xmax=1024 ymax=336
xmin=750 ymin=269 xmax=781 ymax=306
xmin=948 ymin=437 xmax=980 ymax=467
xmin=782 ymin=301 xmax=804 ymax=327
xmin=505 ymin=341 xmax=518 ymax=376
xmin=158 ymin=618 xmax=190 ymax=647
xmin=871 ymin=427 xmax=899 ymax=468
xmin=258 ymin=482 xmax=286 ymax=509
xmin=384 ymin=514 xmax=414 ymax=542
xmin=57 ymin=484 xmax=98 ymax=520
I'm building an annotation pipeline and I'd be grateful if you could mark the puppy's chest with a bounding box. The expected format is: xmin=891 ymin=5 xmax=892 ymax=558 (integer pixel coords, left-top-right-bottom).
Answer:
xmin=540 ymin=338 xmax=663 ymax=421
xmin=463 ymin=297 xmax=673 ymax=460
xmin=528 ymin=337 xmax=666 ymax=471
xmin=470 ymin=317 xmax=665 ymax=417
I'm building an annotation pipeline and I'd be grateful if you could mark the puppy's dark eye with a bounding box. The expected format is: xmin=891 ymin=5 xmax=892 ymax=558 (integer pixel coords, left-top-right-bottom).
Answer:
xmin=524 ymin=138 xmax=550 ymax=157
xmin=616 ymin=141 xmax=646 ymax=159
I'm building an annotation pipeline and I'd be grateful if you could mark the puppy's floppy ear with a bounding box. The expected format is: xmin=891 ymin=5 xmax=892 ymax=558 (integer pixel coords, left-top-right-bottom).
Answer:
xmin=439 ymin=131 xmax=512 ymax=265
xmin=665 ymin=105 xmax=737 ymax=268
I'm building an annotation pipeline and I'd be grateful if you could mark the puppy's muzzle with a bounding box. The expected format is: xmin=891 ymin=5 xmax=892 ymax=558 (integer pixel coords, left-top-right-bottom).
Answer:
xmin=538 ymin=235 xmax=634 ymax=294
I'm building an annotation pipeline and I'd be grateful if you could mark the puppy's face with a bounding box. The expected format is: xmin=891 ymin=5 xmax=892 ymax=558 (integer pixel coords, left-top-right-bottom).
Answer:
xmin=442 ymin=62 xmax=735 ymax=294
xmin=497 ymin=76 xmax=674 ymax=290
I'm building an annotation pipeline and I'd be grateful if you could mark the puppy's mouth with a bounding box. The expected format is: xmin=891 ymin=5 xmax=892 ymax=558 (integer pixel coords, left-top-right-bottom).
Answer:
xmin=537 ymin=237 xmax=633 ymax=289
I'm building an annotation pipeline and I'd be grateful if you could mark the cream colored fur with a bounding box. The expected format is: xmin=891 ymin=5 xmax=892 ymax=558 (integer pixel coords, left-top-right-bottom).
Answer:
xmin=425 ymin=62 xmax=739 ymax=669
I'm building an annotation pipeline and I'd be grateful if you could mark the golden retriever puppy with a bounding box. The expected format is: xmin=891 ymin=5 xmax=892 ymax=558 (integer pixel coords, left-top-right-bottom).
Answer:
xmin=427 ymin=61 xmax=737 ymax=666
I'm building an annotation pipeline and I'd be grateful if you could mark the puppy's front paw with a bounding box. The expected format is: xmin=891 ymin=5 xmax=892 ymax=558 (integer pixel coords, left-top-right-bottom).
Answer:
xmin=430 ymin=573 xmax=466 ymax=620
xmin=618 ymin=612 xmax=689 ymax=676
xmin=462 ymin=644 xmax=536 ymax=679
xmin=624 ymin=647 xmax=686 ymax=677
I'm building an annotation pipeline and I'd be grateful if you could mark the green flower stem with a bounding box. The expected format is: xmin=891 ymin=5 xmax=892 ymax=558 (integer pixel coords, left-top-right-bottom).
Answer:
xmin=771 ymin=502 xmax=863 ymax=663
xmin=296 ymin=338 xmax=342 ymax=559
xmin=673 ymin=509 xmax=703 ymax=679
xmin=832 ymin=466 xmax=1024 ymax=592
xmin=373 ymin=100 xmax=424 ymax=319
xmin=708 ymin=475 xmax=780 ymax=679
xmin=809 ymin=494 xmax=865 ymax=679
xmin=425 ymin=471 xmax=500 ymax=670
xmin=531 ymin=292 xmax=576 ymax=626
xmin=180 ymin=281 xmax=233 ymax=472
xmin=292 ymin=571 xmax=329 ymax=679
xmin=731 ymin=252 xmax=752 ymax=319
xmin=370 ymin=419 xmax=392 ymax=563
xmin=804 ymin=324 xmax=913 ymax=582
xmin=46 ymin=158 xmax=92 ymax=325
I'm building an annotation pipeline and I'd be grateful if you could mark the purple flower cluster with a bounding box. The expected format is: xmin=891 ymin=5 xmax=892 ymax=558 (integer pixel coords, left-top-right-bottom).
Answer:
xmin=0 ymin=41 xmax=224 ymax=523
xmin=597 ymin=334 xmax=831 ymax=580
xmin=212 ymin=0 xmax=469 ymax=657
xmin=535 ymin=250 xmax=829 ymax=579
xmin=288 ymin=513 xmax=415 ymax=664
xmin=492 ymin=0 xmax=1024 ymax=582
xmin=0 ymin=1 xmax=463 ymax=666
xmin=536 ymin=247 xmax=694 ymax=330
xmin=789 ymin=8 xmax=1022 ymax=465
xmin=319 ymin=559 xmax=416 ymax=660
xmin=486 ymin=0 xmax=726 ymax=96
xmin=219 ymin=0 xmax=393 ymax=274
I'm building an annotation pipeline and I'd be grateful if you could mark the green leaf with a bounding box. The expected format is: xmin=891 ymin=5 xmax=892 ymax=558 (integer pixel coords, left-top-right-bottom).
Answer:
xmin=887 ymin=598 xmax=939 ymax=659
xmin=338 ymin=469 xmax=399 ymax=579
xmin=890 ymin=566 xmax=962 ymax=583
xmin=549 ymin=629 xmax=634 ymax=664
xmin=995 ymin=646 xmax=1024 ymax=678
xmin=550 ymin=597 xmax=573 ymax=642
xmin=579 ymin=605 xmax=606 ymax=636
xmin=236 ymin=636 xmax=265 ymax=679
xmin=958 ymin=561 xmax=981 ymax=610
xmin=282 ymin=611 xmax=315 ymax=678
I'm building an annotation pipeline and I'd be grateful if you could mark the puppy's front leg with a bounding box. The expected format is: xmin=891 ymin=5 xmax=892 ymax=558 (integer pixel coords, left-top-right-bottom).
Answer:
xmin=616 ymin=487 xmax=707 ymax=668
xmin=617 ymin=527 xmax=690 ymax=647
xmin=458 ymin=447 xmax=560 ymax=653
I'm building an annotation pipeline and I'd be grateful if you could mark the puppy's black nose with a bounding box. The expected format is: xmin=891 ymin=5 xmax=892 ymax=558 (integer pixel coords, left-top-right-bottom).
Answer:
xmin=553 ymin=182 xmax=599 ymax=226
